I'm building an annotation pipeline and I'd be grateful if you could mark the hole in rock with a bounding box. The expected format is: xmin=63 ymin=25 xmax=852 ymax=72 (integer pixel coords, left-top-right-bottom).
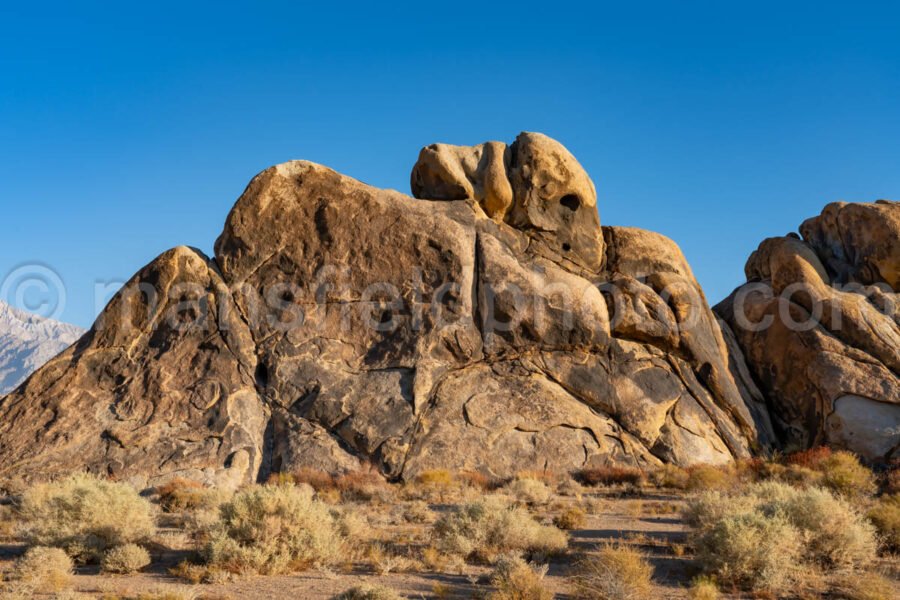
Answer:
xmin=562 ymin=243 xmax=572 ymax=252
xmin=560 ymin=194 xmax=581 ymax=211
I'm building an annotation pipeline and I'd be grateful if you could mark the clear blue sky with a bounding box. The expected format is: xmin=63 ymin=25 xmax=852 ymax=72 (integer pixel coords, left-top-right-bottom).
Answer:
xmin=2 ymin=1 xmax=898 ymax=328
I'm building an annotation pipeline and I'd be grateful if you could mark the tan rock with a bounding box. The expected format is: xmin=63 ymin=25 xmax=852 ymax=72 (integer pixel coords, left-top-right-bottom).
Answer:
xmin=717 ymin=200 xmax=900 ymax=461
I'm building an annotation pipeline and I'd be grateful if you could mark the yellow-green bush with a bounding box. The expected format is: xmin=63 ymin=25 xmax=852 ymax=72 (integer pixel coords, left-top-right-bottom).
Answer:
xmin=818 ymin=451 xmax=877 ymax=498
xmin=101 ymin=543 xmax=152 ymax=574
xmin=553 ymin=506 xmax=587 ymax=530
xmin=867 ymin=493 xmax=900 ymax=550
xmin=686 ymin=482 xmax=876 ymax=591
xmin=687 ymin=577 xmax=719 ymax=600
xmin=13 ymin=546 xmax=73 ymax=592
xmin=487 ymin=554 xmax=552 ymax=600
xmin=17 ymin=473 xmax=156 ymax=562
xmin=203 ymin=482 xmax=358 ymax=575
xmin=572 ymin=543 xmax=654 ymax=600
xmin=432 ymin=495 xmax=567 ymax=562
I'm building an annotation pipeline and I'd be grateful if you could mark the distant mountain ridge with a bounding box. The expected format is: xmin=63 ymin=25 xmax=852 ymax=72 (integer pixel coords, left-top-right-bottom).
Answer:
xmin=0 ymin=301 xmax=84 ymax=394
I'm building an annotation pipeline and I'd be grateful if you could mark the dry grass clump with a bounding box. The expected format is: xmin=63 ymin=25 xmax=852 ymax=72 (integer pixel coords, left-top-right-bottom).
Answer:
xmin=331 ymin=585 xmax=403 ymax=600
xmin=576 ymin=467 xmax=644 ymax=487
xmin=833 ymin=572 xmax=899 ymax=600
xmin=571 ymin=543 xmax=654 ymax=600
xmin=503 ymin=477 xmax=552 ymax=505
xmin=785 ymin=446 xmax=833 ymax=469
xmin=12 ymin=546 xmax=73 ymax=592
xmin=685 ymin=464 xmax=734 ymax=491
xmin=867 ymin=494 xmax=900 ymax=551
xmin=0 ymin=504 xmax=15 ymax=540
xmin=156 ymin=478 xmax=220 ymax=513
xmin=687 ymin=576 xmax=719 ymax=600
xmin=553 ymin=506 xmax=587 ymax=530
xmin=17 ymin=473 xmax=156 ymax=562
xmin=648 ymin=464 xmax=689 ymax=489
xmin=432 ymin=495 xmax=567 ymax=562
xmin=335 ymin=467 xmax=394 ymax=503
xmin=290 ymin=467 xmax=337 ymax=491
xmin=487 ymin=554 xmax=552 ymax=600
xmin=101 ymin=543 xmax=152 ymax=574
xmin=202 ymin=482 xmax=359 ymax=575
xmin=457 ymin=470 xmax=494 ymax=491
xmin=686 ymin=482 xmax=877 ymax=591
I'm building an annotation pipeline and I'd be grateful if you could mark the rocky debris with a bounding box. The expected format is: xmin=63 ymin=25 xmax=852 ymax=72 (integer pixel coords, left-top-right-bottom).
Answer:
xmin=0 ymin=301 xmax=84 ymax=394
xmin=717 ymin=201 xmax=900 ymax=462
xmin=1 ymin=133 xmax=778 ymax=489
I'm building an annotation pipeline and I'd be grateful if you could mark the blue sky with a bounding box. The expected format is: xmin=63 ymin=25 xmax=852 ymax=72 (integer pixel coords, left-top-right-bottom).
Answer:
xmin=1 ymin=1 xmax=898 ymax=328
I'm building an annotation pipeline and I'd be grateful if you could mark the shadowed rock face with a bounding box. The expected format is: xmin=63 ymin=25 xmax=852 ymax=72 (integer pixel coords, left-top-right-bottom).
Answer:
xmin=716 ymin=201 xmax=900 ymax=462
xmin=0 ymin=133 xmax=776 ymax=490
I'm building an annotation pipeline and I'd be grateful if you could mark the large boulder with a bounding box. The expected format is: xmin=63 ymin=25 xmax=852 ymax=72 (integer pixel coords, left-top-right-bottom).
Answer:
xmin=716 ymin=201 xmax=900 ymax=462
xmin=0 ymin=133 xmax=776 ymax=489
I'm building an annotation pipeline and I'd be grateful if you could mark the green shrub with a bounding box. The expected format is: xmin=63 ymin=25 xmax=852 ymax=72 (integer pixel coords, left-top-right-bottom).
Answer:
xmin=432 ymin=495 xmax=567 ymax=562
xmin=867 ymin=494 xmax=900 ymax=550
xmin=685 ymin=464 xmax=733 ymax=491
xmin=203 ymin=482 xmax=356 ymax=575
xmin=818 ymin=451 xmax=877 ymax=498
xmin=487 ymin=554 xmax=552 ymax=600
xmin=101 ymin=543 xmax=152 ymax=574
xmin=572 ymin=543 xmax=654 ymax=600
xmin=17 ymin=473 xmax=156 ymax=562
xmin=13 ymin=546 xmax=73 ymax=593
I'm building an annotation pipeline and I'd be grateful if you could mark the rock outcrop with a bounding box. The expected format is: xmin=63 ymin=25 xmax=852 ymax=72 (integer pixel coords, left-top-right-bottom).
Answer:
xmin=0 ymin=133 xmax=776 ymax=490
xmin=716 ymin=201 xmax=900 ymax=461
xmin=0 ymin=301 xmax=84 ymax=394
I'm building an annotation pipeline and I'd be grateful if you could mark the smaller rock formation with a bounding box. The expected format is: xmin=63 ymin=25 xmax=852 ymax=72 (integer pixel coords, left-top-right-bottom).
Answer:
xmin=0 ymin=301 xmax=84 ymax=394
xmin=717 ymin=201 xmax=900 ymax=462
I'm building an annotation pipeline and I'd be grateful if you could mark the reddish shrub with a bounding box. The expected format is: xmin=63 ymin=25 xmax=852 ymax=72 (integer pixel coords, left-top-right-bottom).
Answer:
xmin=292 ymin=467 xmax=336 ymax=491
xmin=784 ymin=446 xmax=832 ymax=470
xmin=575 ymin=467 xmax=644 ymax=487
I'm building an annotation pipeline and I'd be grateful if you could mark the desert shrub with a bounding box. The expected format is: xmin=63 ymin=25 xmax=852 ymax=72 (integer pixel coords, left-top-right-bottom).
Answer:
xmin=202 ymin=482 xmax=356 ymax=575
xmin=867 ymin=494 xmax=900 ymax=550
xmin=687 ymin=577 xmax=719 ymax=600
xmin=572 ymin=543 xmax=654 ymax=600
xmin=156 ymin=478 xmax=217 ymax=513
xmin=101 ymin=543 xmax=152 ymax=574
xmin=553 ymin=506 xmax=587 ymax=530
xmin=686 ymin=482 xmax=877 ymax=590
xmin=416 ymin=469 xmax=455 ymax=488
xmin=12 ymin=546 xmax=73 ymax=593
xmin=834 ymin=573 xmax=898 ymax=600
xmin=883 ymin=463 xmax=900 ymax=495
xmin=335 ymin=467 xmax=393 ymax=502
xmin=0 ymin=504 xmax=15 ymax=540
xmin=503 ymin=477 xmax=552 ymax=505
xmin=685 ymin=464 xmax=733 ymax=491
xmin=576 ymin=467 xmax=643 ymax=487
xmin=403 ymin=500 xmax=433 ymax=524
xmin=17 ymin=473 xmax=156 ymax=561
xmin=458 ymin=470 xmax=494 ymax=491
xmin=290 ymin=467 xmax=336 ymax=491
xmin=785 ymin=446 xmax=832 ymax=470
xmin=432 ymin=495 xmax=567 ymax=562
xmin=487 ymin=554 xmax=552 ymax=600
xmin=818 ymin=451 xmax=877 ymax=498
xmin=779 ymin=485 xmax=876 ymax=568
xmin=331 ymin=585 xmax=403 ymax=600
xmin=648 ymin=464 xmax=689 ymax=489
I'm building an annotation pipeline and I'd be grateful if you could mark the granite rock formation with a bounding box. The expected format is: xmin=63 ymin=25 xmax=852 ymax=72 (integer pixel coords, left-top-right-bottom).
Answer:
xmin=0 ymin=133 xmax=776 ymax=490
xmin=717 ymin=201 xmax=900 ymax=461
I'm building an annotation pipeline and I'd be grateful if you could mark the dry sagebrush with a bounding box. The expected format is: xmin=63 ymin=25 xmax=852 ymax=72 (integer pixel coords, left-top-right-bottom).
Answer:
xmin=17 ymin=473 xmax=156 ymax=562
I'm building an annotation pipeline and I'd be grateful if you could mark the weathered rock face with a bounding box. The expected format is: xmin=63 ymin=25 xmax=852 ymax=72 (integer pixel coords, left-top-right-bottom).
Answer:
xmin=0 ymin=133 xmax=777 ymax=489
xmin=716 ymin=201 xmax=900 ymax=462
